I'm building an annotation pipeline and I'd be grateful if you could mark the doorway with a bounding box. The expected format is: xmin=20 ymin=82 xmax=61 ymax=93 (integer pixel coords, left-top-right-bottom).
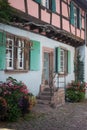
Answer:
xmin=42 ymin=47 xmax=53 ymax=85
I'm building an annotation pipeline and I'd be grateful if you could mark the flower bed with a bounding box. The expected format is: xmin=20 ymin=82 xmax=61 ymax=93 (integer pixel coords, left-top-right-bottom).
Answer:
xmin=66 ymin=81 xmax=86 ymax=102
xmin=0 ymin=77 xmax=36 ymax=122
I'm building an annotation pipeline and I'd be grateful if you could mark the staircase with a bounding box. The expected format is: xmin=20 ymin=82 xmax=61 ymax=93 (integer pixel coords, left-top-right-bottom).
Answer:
xmin=37 ymin=87 xmax=53 ymax=106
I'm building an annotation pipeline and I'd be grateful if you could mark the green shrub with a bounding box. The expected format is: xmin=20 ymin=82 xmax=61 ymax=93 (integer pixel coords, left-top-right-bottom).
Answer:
xmin=66 ymin=81 xmax=86 ymax=102
xmin=0 ymin=77 xmax=36 ymax=122
xmin=8 ymin=104 xmax=21 ymax=122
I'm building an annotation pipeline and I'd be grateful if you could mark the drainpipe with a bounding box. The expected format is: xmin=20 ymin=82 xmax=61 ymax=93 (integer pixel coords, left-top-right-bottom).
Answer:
xmin=84 ymin=12 xmax=87 ymax=83
xmin=84 ymin=12 xmax=87 ymax=99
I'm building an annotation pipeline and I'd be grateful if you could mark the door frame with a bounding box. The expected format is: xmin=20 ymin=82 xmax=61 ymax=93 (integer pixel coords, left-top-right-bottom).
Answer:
xmin=42 ymin=47 xmax=54 ymax=85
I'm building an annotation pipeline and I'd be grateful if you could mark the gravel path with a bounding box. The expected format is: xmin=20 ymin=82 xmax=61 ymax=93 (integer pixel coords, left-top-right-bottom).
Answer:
xmin=0 ymin=101 xmax=87 ymax=130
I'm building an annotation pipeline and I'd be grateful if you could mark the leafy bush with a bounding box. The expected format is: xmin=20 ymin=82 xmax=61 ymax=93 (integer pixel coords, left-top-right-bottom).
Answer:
xmin=66 ymin=81 xmax=86 ymax=102
xmin=0 ymin=77 xmax=36 ymax=122
xmin=0 ymin=97 xmax=7 ymax=121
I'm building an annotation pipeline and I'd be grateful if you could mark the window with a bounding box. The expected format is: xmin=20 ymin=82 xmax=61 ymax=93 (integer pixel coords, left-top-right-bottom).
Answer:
xmin=6 ymin=38 xmax=14 ymax=70
xmin=17 ymin=40 xmax=24 ymax=69
xmin=41 ymin=0 xmax=49 ymax=9
xmin=6 ymin=36 xmax=29 ymax=71
xmin=34 ymin=0 xmax=56 ymax=12
xmin=73 ymin=6 xmax=77 ymax=27
xmin=70 ymin=2 xmax=81 ymax=29
xmin=55 ymin=48 xmax=71 ymax=74
xmin=60 ymin=49 xmax=65 ymax=73
xmin=0 ymin=32 xmax=41 ymax=71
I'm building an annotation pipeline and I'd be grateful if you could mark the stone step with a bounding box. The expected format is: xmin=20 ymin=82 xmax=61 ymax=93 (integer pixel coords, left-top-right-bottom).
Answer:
xmin=39 ymin=95 xmax=51 ymax=100
xmin=37 ymin=99 xmax=51 ymax=105
xmin=44 ymin=87 xmax=54 ymax=92
xmin=41 ymin=91 xmax=53 ymax=95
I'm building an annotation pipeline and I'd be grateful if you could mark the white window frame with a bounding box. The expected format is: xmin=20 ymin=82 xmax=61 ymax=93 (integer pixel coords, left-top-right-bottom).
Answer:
xmin=6 ymin=38 xmax=14 ymax=70
xmin=60 ymin=49 xmax=65 ymax=73
xmin=17 ymin=40 xmax=24 ymax=69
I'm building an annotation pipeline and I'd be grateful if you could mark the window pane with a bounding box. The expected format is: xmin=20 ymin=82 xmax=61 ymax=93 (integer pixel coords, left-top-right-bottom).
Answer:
xmin=17 ymin=40 xmax=24 ymax=69
xmin=6 ymin=38 xmax=13 ymax=69
xmin=41 ymin=0 xmax=49 ymax=9
xmin=60 ymin=49 xmax=64 ymax=72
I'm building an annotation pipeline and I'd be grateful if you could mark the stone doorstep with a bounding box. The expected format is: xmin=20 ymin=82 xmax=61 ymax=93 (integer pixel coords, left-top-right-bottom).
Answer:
xmin=37 ymin=99 xmax=51 ymax=105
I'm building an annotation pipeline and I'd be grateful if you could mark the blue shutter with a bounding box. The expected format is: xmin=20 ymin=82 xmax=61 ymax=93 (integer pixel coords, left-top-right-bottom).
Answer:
xmin=70 ymin=2 xmax=74 ymax=25
xmin=52 ymin=0 xmax=56 ymax=12
xmin=34 ymin=0 xmax=41 ymax=4
xmin=55 ymin=47 xmax=61 ymax=73
xmin=0 ymin=32 xmax=6 ymax=70
xmin=30 ymin=40 xmax=40 ymax=71
xmin=68 ymin=50 xmax=71 ymax=73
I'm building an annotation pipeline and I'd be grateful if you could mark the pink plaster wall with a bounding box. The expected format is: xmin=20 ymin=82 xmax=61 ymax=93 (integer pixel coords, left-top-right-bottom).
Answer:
xmin=27 ymin=0 xmax=39 ymax=18
xmin=71 ymin=25 xmax=75 ymax=35
xmin=62 ymin=19 xmax=69 ymax=32
xmin=82 ymin=18 xmax=85 ymax=29
xmin=56 ymin=0 xmax=60 ymax=14
xmin=82 ymin=10 xmax=85 ymax=17
xmin=52 ymin=14 xmax=60 ymax=28
xmin=41 ymin=10 xmax=50 ymax=23
xmin=9 ymin=0 xmax=25 ymax=12
xmin=62 ymin=2 xmax=68 ymax=18
xmin=81 ymin=30 xmax=85 ymax=39
xmin=8 ymin=0 xmax=85 ymax=40
xmin=77 ymin=29 xmax=80 ymax=37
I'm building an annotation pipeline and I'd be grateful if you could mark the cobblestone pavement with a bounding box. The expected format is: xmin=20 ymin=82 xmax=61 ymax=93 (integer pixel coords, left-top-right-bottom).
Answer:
xmin=1 ymin=101 xmax=87 ymax=130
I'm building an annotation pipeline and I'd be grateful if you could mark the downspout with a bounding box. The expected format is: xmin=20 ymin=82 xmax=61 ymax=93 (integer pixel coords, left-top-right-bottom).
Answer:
xmin=84 ymin=12 xmax=87 ymax=82
xmin=84 ymin=12 xmax=87 ymax=99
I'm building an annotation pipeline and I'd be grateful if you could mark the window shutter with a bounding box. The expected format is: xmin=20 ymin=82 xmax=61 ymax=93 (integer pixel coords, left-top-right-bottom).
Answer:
xmin=30 ymin=40 xmax=40 ymax=71
xmin=55 ymin=47 xmax=60 ymax=73
xmin=68 ymin=50 xmax=71 ymax=74
xmin=70 ymin=2 xmax=74 ymax=25
xmin=34 ymin=0 xmax=41 ymax=4
xmin=52 ymin=0 xmax=56 ymax=12
xmin=0 ymin=32 xmax=6 ymax=70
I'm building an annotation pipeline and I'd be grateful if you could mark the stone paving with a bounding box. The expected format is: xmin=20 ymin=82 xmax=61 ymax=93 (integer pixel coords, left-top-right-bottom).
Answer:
xmin=1 ymin=101 xmax=87 ymax=130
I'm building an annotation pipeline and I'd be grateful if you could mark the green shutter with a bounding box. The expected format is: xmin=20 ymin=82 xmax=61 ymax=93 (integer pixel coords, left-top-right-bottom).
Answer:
xmin=52 ymin=0 xmax=56 ymax=12
xmin=68 ymin=50 xmax=71 ymax=73
xmin=70 ymin=2 xmax=74 ymax=25
xmin=55 ymin=47 xmax=60 ymax=73
xmin=34 ymin=0 xmax=41 ymax=4
xmin=30 ymin=40 xmax=40 ymax=71
xmin=0 ymin=32 xmax=6 ymax=70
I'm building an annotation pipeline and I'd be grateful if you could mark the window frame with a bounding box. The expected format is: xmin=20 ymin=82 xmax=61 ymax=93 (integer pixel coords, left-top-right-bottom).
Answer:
xmin=6 ymin=38 xmax=14 ymax=70
xmin=17 ymin=40 xmax=24 ymax=69
xmin=70 ymin=2 xmax=81 ymax=29
xmin=55 ymin=47 xmax=70 ymax=75
xmin=60 ymin=48 xmax=68 ymax=74
xmin=6 ymin=35 xmax=29 ymax=71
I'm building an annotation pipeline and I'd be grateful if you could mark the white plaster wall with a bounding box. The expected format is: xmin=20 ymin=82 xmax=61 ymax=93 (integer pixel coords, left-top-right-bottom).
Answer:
xmin=0 ymin=24 xmax=75 ymax=95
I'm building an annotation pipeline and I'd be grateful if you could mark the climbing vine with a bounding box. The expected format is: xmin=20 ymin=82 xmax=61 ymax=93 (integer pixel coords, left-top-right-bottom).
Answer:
xmin=74 ymin=51 xmax=84 ymax=82
xmin=0 ymin=0 xmax=12 ymax=21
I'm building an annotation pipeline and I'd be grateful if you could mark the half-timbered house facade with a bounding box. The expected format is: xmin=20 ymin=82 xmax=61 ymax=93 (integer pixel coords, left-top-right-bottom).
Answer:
xmin=0 ymin=0 xmax=87 ymax=106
